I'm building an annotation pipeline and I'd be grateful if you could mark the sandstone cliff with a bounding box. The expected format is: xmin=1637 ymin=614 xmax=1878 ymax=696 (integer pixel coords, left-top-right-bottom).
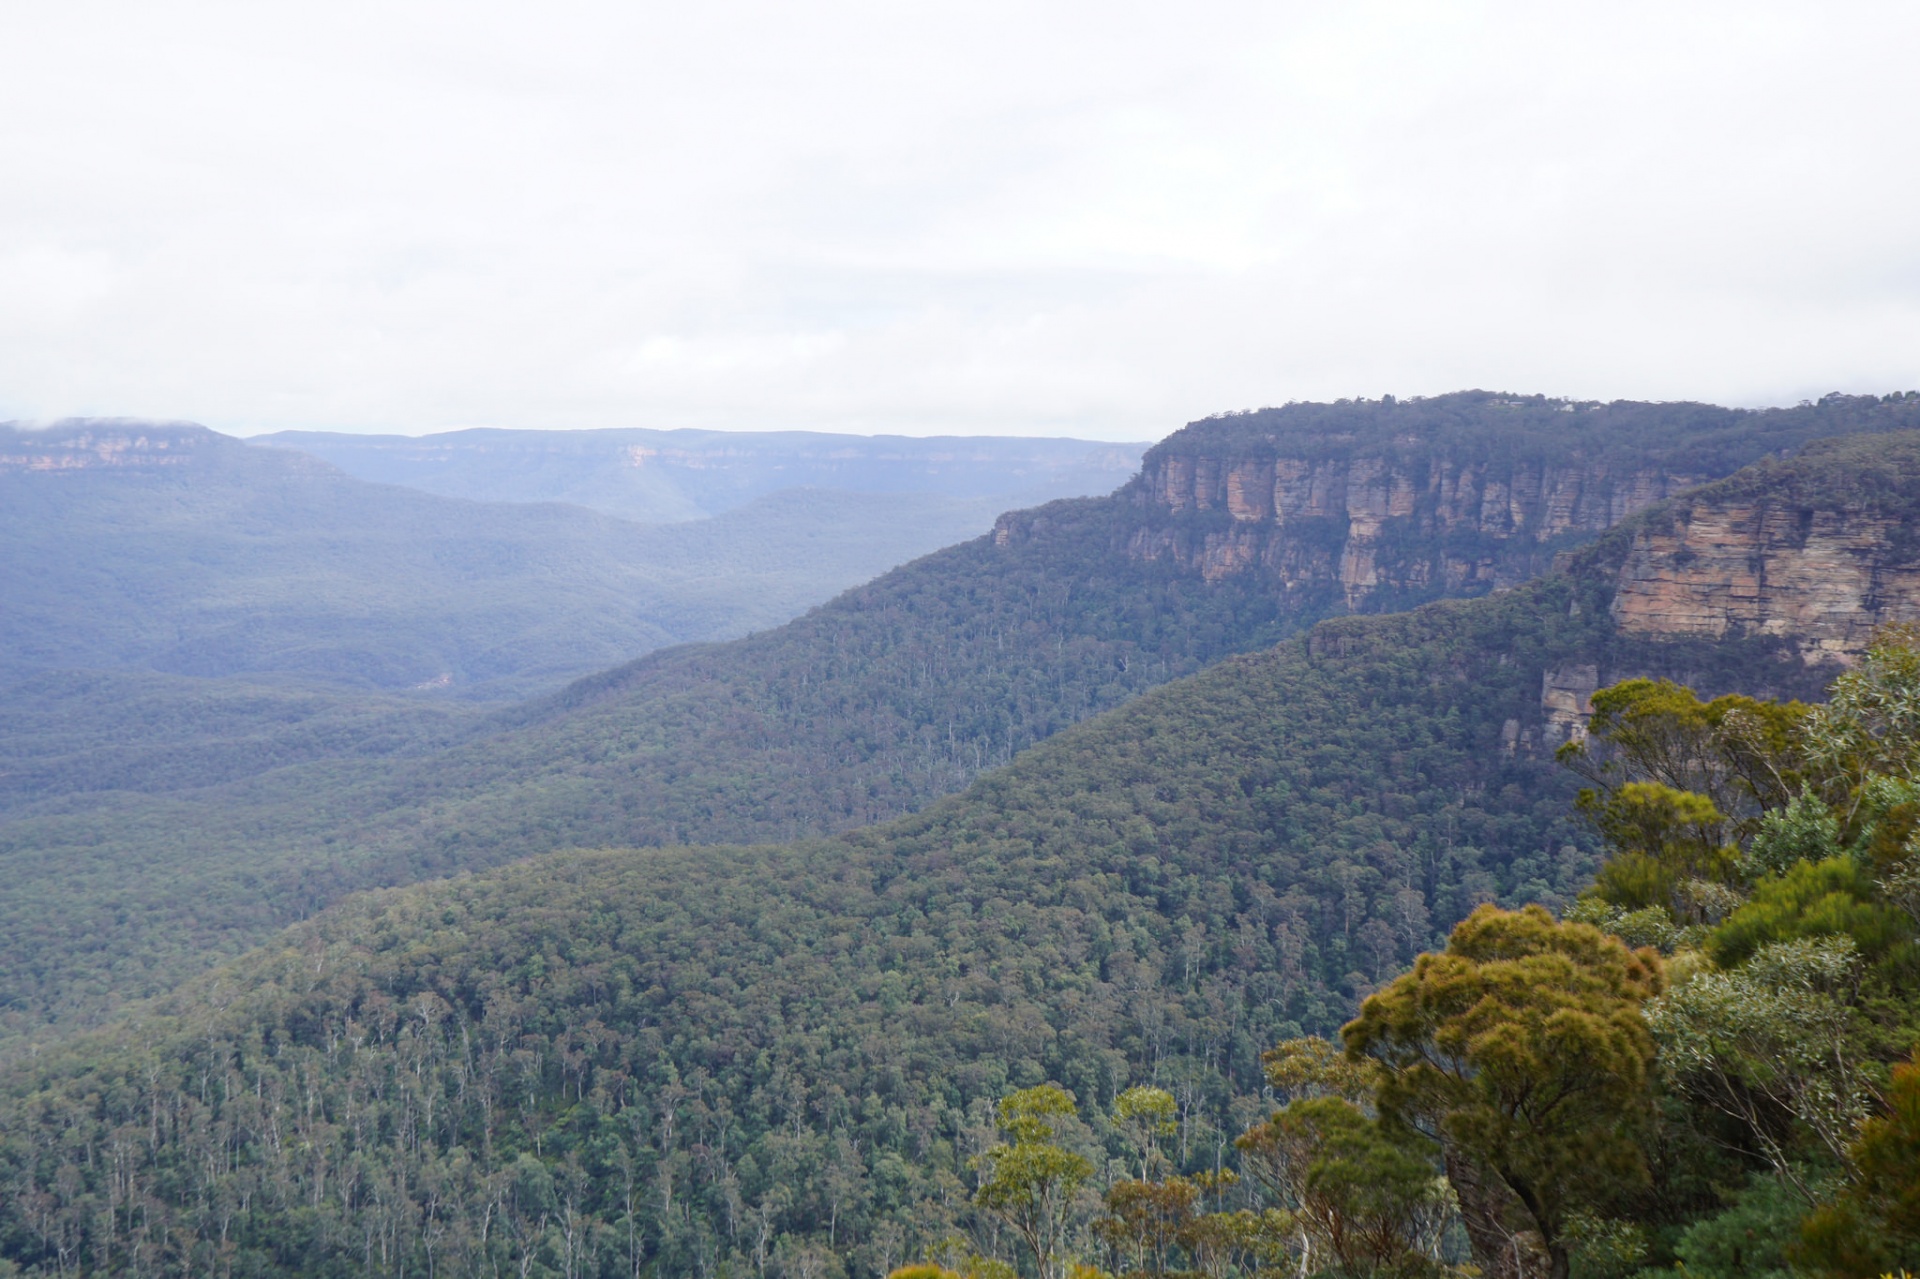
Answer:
xmin=1529 ymin=431 xmax=1920 ymax=745
xmin=1124 ymin=446 xmax=1704 ymax=604
xmin=1001 ymin=396 xmax=1920 ymax=756
xmin=1607 ymin=437 xmax=1920 ymax=663
xmin=0 ymin=421 xmax=225 ymax=473
xmin=996 ymin=393 xmax=1920 ymax=633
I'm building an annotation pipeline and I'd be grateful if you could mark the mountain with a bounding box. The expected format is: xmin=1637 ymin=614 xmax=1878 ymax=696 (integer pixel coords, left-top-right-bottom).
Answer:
xmin=0 ymin=420 xmax=1124 ymax=699
xmin=4 ymin=429 xmax=1914 ymax=1278
xmin=5 ymin=394 xmax=1920 ymax=1051
xmin=249 ymin=426 xmax=1149 ymax=524
xmin=187 ymin=394 xmax=1920 ymax=836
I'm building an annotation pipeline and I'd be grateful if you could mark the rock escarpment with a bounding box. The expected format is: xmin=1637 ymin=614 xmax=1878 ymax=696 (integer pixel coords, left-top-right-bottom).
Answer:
xmin=1128 ymin=446 xmax=1702 ymax=604
xmin=0 ymin=421 xmax=226 ymax=472
xmin=996 ymin=392 xmax=1920 ymax=629
xmin=1608 ymin=437 xmax=1920 ymax=662
xmin=1526 ymin=432 xmax=1920 ymax=745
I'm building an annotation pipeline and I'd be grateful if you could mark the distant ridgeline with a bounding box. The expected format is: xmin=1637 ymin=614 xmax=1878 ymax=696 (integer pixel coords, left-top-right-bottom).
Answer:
xmin=2 ymin=430 xmax=1919 ymax=1276
xmin=3 ymin=395 xmax=1920 ymax=1054
xmin=0 ymin=419 xmax=1131 ymax=697
xmin=250 ymin=425 xmax=1149 ymax=524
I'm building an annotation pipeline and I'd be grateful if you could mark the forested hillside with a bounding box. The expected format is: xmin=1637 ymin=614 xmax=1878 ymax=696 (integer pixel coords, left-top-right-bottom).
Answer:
xmin=0 ymin=669 xmax=476 ymax=810
xmin=6 ymin=434 xmax=1909 ymax=1277
xmin=3 ymin=395 xmax=1917 ymax=1050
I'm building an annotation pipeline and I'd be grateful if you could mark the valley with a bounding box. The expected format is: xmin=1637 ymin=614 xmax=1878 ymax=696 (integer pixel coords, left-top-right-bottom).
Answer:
xmin=1 ymin=398 xmax=1917 ymax=1277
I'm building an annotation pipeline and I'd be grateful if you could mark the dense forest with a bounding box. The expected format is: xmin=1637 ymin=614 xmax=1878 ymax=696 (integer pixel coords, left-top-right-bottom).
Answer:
xmin=6 ymin=434 xmax=1913 ymax=1276
xmin=7 ymin=396 xmax=1919 ymax=1051
xmin=1153 ymin=390 xmax=1920 ymax=472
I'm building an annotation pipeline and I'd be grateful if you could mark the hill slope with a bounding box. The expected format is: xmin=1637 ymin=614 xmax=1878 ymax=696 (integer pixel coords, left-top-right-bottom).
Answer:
xmin=3 ymin=432 xmax=1916 ymax=1277
xmin=4 ymin=395 xmax=1919 ymax=1048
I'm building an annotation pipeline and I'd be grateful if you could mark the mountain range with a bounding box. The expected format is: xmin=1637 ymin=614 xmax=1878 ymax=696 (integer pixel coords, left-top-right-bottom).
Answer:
xmin=250 ymin=425 xmax=1147 ymax=525
xmin=3 ymin=392 xmax=1920 ymax=1276
xmin=4 ymin=393 xmax=1918 ymax=1048
xmin=2 ymin=420 xmax=1144 ymax=699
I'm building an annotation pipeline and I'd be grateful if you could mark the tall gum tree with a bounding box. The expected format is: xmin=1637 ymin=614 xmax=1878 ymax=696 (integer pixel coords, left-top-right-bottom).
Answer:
xmin=1343 ymin=904 xmax=1665 ymax=1279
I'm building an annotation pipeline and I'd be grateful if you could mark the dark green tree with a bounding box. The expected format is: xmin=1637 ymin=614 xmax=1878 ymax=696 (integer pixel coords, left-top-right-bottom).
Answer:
xmin=1343 ymin=904 xmax=1665 ymax=1279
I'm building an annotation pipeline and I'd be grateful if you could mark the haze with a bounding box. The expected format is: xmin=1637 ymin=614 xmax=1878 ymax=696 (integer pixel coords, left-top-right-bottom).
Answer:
xmin=3 ymin=0 xmax=1917 ymax=438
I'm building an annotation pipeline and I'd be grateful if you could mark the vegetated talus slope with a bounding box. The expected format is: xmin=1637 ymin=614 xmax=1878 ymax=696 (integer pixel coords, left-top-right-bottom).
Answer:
xmin=3 ymin=396 xmax=1917 ymax=1048
xmin=6 ymin=438 xmax=1908 ymax=1277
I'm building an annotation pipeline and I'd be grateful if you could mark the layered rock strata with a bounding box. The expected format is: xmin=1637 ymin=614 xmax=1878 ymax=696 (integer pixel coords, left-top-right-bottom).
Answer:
xmin=1610 ymin=498 xmax=1920 ymax=663
xmin=1120 ymin=450 xmax=1705 ymax=607
xmin=0 ymin=422 xmax=218 ymax=473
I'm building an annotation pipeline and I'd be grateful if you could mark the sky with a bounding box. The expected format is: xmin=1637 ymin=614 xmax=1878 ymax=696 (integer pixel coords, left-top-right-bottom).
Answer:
xmin=2 ymin=1 xmax=1918 ymax=441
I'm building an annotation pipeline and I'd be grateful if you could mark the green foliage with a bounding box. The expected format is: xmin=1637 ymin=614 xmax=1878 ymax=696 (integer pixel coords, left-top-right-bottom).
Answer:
xmin=1795 ymin=1051 xmax=1920 ymax=1275
xmin=1092 ymin=1173 xmax=1294 ymax=1279
xmin=1803 ymin=623 xmax=1920 ymax=812
xmin=0 ymin=397 xmax=1889 ymax=1053
xmin=1235 ymin=1095 xmax=1442 ymax=1273
xmin=1566 ymin=626 xmax=1920 ymax=1278
xmin=7 ymin=408 xmax=1920 ymax=1274
xmin=1094 ymin=1176 xmax=1201 ymax=1276
xmin=1344 ymin=904 xmax=1665 ymax=1278
xmin=1111 ymin=1087 xmax=1177 ymax=1179
xmin=0 ymin=553 xmax=1684 ymax=1274
xmin=0 ymin=467 xmax=1309 ymax=1046
xmin=1581 ymin=781 xmax=1736 ymax=924
xmin=974 ymin=1086 xmax=1096 ymax=1279
xmin=889 ymin=1266 xmax=967 ymax=1279
xmin=1633 ymin=1174 xmax=1802 ymax=1279
xmin=1567 ymin=679 xmax=1805 ymax=838
xmin=1583 ymin=783 xmax=1729 ymax=874
xmin=1649 ymin=936 xmax=1876 ymax=1176
xmin=1259 ymin=1036 xmax=1379 ymax=1104
xmin=1160 ymin=391 xmax=1920 ymax=477
xmin=1744 ymin=788 xmax=1845 ymax=880
xmin=1562 ymin=1211 xmax=1649 ymax=1279
xmin=1563 ymin=897 xmax=1694 ymax=953
xmin=1708 ymin=857 xmax=1910 ymax=967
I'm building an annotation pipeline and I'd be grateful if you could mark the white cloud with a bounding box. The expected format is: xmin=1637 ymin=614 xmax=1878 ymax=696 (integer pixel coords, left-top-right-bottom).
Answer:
xmin=0 ymin=0 xmax=1916 ymax=438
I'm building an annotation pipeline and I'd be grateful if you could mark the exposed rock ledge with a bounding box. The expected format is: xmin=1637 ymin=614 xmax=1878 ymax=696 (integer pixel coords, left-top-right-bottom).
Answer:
xmin=0 ymin=422 xmax=218 ymax=473
xmin=1610 ymin=501 xmax=1920 ymax=663
xmin=1125 ymin=450 xmax=1704 ymax=609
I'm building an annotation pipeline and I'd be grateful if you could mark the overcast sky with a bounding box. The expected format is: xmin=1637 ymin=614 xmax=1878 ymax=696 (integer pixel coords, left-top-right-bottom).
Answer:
xmin=3 ymin=1 xmax=1917 ymax=440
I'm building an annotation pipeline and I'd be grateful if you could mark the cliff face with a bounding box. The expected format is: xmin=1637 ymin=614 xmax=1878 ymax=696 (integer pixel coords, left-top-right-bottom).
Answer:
xmin=1014 ymin=402 xmax=1920 ymax=757
xmin=996 ymin=394 xmax=1920 ymax=639
xmin=1123 ymin=449 xmax=1705 ymax=606
xmin=1527 ymin=432 xmax=1920 ymax=745
xmin=0 ymin=421 xmax=227 ymax=473
xmin=1609 ymin=485 xmax=1920 ymax=663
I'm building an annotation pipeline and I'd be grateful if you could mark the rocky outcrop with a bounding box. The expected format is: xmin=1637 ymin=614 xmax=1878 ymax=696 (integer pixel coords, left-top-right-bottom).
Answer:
xmin=1126 ymin=449 xmax=1705 ymax=608
xmin=1610 ymin=498 xmax=1920 ymax=663
xmin=1532 ymin=433 xmax=1920 ymax=742
xmin=0 ymin=422 xmax=219 ymax=473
